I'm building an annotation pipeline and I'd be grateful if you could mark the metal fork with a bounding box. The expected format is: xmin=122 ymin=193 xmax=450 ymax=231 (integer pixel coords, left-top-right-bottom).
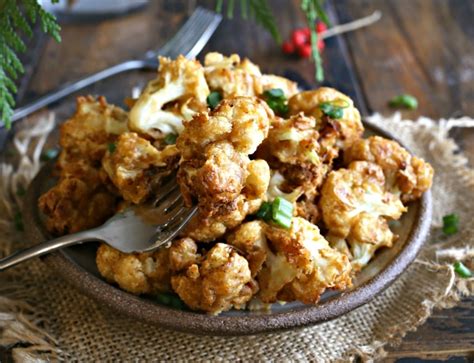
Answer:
xmin=8 ymin=7 xmax=222 ymax=125
xmin=0 ymin=176 xmax=198 ymax=271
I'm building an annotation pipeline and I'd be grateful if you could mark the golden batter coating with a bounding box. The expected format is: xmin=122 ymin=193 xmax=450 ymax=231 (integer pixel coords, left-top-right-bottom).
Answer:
xmin=258 ymin=217 xmax=352 ymax=304
xmin=171 ymin=242 xmax=257 ymax=314
xmin=344 ymin=136 xmax=434 ymax=203
xmin=102 ymin=132 xmax=179 ymax=204
xmin=59 ymin=95 xmax=128 ymax=163
xmin=319 ymin=161 xmax=406 ymax=270
xmin=288 ymin=87 xmax=363 ymax=150
xmin=129 ymin=55 xmax=209 ymax=138
xmin=96 ymin=243 xmax=171 ymax=295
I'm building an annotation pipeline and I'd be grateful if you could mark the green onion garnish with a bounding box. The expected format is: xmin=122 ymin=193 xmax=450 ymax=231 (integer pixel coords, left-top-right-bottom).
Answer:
xmin=272 ymin=197 xmax=294 ymax=229
xmin=388 ymin=94 xmax=418 ymax=110
xmin=164 ymin=133 xmax=178 ymax=145
xmin=256 ymin=202 xmax=273 ymax=222
xmin=263 ymin=88 xmax=288 ymax=116
xmin=155 ymin=292 xmax=187 ymax=310
xmin=453 ymin=261 xmax=472 ymax=278
xmin=319 ymin=99 xmax=349 ymax=119
xmin=40 ymin=148 xmax=59 ymax=161
xmin=442 ymin=214 xmax=459 ymax=235
xmin=107 ymin=143 xmax=116 ymax=153
xmin=14 ymin=211 xmax=24 ymax=231
xmin=207 ymin=91 xmax=222 ymax=110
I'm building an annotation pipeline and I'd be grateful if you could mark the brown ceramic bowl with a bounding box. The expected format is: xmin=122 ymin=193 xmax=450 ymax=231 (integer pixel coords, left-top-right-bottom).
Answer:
xmin=24 ymin=121 xmax=432 ymax=336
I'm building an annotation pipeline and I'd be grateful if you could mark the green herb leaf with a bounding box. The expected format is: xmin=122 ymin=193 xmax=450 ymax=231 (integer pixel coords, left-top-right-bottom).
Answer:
xmin=155 ymin=292 xmax=187 ymax=310
xmin=453 ymin=261 xmax=472 ymax=278
xmin=207 ymin=91 xmax=222 ymax=110
xmin=40 ymin=148 xmax=59 ymax=161
xmin=388 ymin=94 xmax=418 ymax=110
xmin=164 ymin=133 xmax=177 ymax=145
xmin=14 ymin=211 xmax=24 ymax=231
xmin=107 ymin=142 xmax=116 ymax=153
xmin=442 ymin=213 xmax=459 ymax=235
xmin=263 ymin=88 xmax=285 ymax=99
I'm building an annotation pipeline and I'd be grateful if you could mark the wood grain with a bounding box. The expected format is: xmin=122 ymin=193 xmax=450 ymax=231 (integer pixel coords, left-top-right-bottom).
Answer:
xmin=15 ymin=0 xmax=474 ymax=360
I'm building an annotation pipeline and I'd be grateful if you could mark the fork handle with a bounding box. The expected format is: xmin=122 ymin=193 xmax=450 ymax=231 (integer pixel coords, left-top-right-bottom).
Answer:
xmin=0 ymin=231 xmax=99 ymax=271
xmin=10 ymin=59 xmax=156 ymax=125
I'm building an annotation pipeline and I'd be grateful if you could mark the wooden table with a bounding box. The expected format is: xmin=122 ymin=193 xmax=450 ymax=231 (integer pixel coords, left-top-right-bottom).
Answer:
xmin=12 ymin=0 xmax=474 ymax=361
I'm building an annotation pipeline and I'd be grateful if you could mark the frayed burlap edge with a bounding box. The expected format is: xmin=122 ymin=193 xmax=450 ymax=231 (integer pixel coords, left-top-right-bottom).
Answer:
xmin=0 ymin=113 xmax=473 ymax=362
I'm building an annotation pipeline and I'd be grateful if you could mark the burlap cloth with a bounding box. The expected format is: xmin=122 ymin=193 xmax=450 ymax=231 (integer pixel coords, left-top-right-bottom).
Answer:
xmin=1 ymin=113 xmax=473 ymax=362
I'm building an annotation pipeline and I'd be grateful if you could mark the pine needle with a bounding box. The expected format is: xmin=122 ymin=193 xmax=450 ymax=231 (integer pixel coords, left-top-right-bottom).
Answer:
xmin=0 ymin=0 xmax=61 ymax=129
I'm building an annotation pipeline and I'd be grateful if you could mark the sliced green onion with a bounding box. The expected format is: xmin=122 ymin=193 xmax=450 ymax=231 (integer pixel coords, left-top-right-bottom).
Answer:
xmin=388 ymin=94 xmax=418 ymax=110
xmin=256 ymin=202 xmax=273 ymax=222
xmin=155 ymin=292 xmax=186 ymax=310
xmin=207 ymin=91 xmax=222 ymax=110
xmin=272 ymin=197 xmax=294 ymax=229
xmin=40 ymin=148 xmax=59 ymax=161
xmin=453 ymin=261 xmax=472 ymax=278
xmin=442 ymin=214 xmax=459 ymax=235
xmin=319 ymin=102 xmax=344 ymax=119
xmin=263 ymin=88 xmax=285 ymax=99
xmin=107 ymin=142 xmax=116 ymax=153
xmin=263 ymin=88 xmax=288 ymax=117
xmin=164 ymin=133 xmax=177 ymax=145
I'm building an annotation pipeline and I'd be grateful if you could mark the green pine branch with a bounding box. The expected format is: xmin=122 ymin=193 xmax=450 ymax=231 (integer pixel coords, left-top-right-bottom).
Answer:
xmin=0 ymin=0 xmax=61 ymax=129
xmin=217 ymin=0 xmax=328 ymax=82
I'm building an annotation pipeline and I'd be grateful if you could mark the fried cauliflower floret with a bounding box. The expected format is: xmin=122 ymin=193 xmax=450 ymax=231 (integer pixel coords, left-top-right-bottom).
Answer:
xmin=204 ymin=53 xmax=298 ymax=99
xmin=288 ymin=87 xmax=363 ymax=150
xmin=344 ymin=136 xmax=434 ymax=203
xmin=171 ymin=242 xmax=257 ymax=314
xmin=96 ymin=243 xmax=171 ymax=294
xmin=59 ymin=96 xmax=128 ymax=163
xmin=258 ymin=217 xmax=352 ymax=304
xmin=260 ymin=113 xmax=331 ymax=201
xmin=129 ymin=55 xmax=209 ymax=138
xmin=204 ymin=52 xmax=263 ymax=97
xmin=227 ymin=221 xmax=268 ymax=277
xmin=177 ymin=97 xmax=273 ymax=158
xmin=319 ymin=161 xmax=406 ymax=270
xmin=102 ymin=132 xmax=179 ymax=204
xmin=38 ymin=175 xmax=117 ymax=235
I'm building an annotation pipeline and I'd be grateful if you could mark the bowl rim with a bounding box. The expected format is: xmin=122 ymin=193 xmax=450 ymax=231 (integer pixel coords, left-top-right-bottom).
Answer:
xmin=24 ymin=120 xmax=432 ymax=336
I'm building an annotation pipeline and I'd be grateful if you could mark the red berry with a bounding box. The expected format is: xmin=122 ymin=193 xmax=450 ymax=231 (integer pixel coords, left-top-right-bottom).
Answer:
xmin=297 ymin=44 xmax=312 ymax=58
xmin=318 ymin=38 xmax=325 ymax=51
xmin=291 ymin=30 xmax=308 ymax=47
xmin=301 ymin=27 xmax=311 ymax=38
xmin=316 ymin=22 xmax=327 ymax=34
xmin=281 ymin=40 xmax=295 ymax=55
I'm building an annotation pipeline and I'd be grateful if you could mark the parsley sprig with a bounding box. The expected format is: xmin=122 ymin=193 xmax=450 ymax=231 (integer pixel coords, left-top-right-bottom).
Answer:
xmin=0 ymin=0 xmax=61 ymax=129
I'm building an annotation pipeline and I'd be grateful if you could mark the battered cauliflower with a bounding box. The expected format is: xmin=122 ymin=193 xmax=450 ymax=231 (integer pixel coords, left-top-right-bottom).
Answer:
xmin=288 ymin=87 xmax=363 ymax=150
xmin=319 ymin=161 xmax=406 ymax=270
xmin=170 ymin=242 xmax=257 ymax=314
xmin=204 ymin=52 xmax=298 ymax=98
xmin=59 ymin=95 xmax=128 ymax=163
xmin=227 ymin=220 xmax=268 ymax=277
xmin=96 ymin=243 xmax=171 ymax=294
xmin=344 ymin=136 xmax=434 ymax=203
xmin=177 ymin=96 xmax=272 ymax=241
xmin=258 ymin=217 xmax=352 ymax=304
xmin=129 ymin=55 xmax=209 ymax=138
xmin=102 ymin=132 xmax=179 ymax=204
xmin=177 ymin=96 xmax=273 ymax=158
